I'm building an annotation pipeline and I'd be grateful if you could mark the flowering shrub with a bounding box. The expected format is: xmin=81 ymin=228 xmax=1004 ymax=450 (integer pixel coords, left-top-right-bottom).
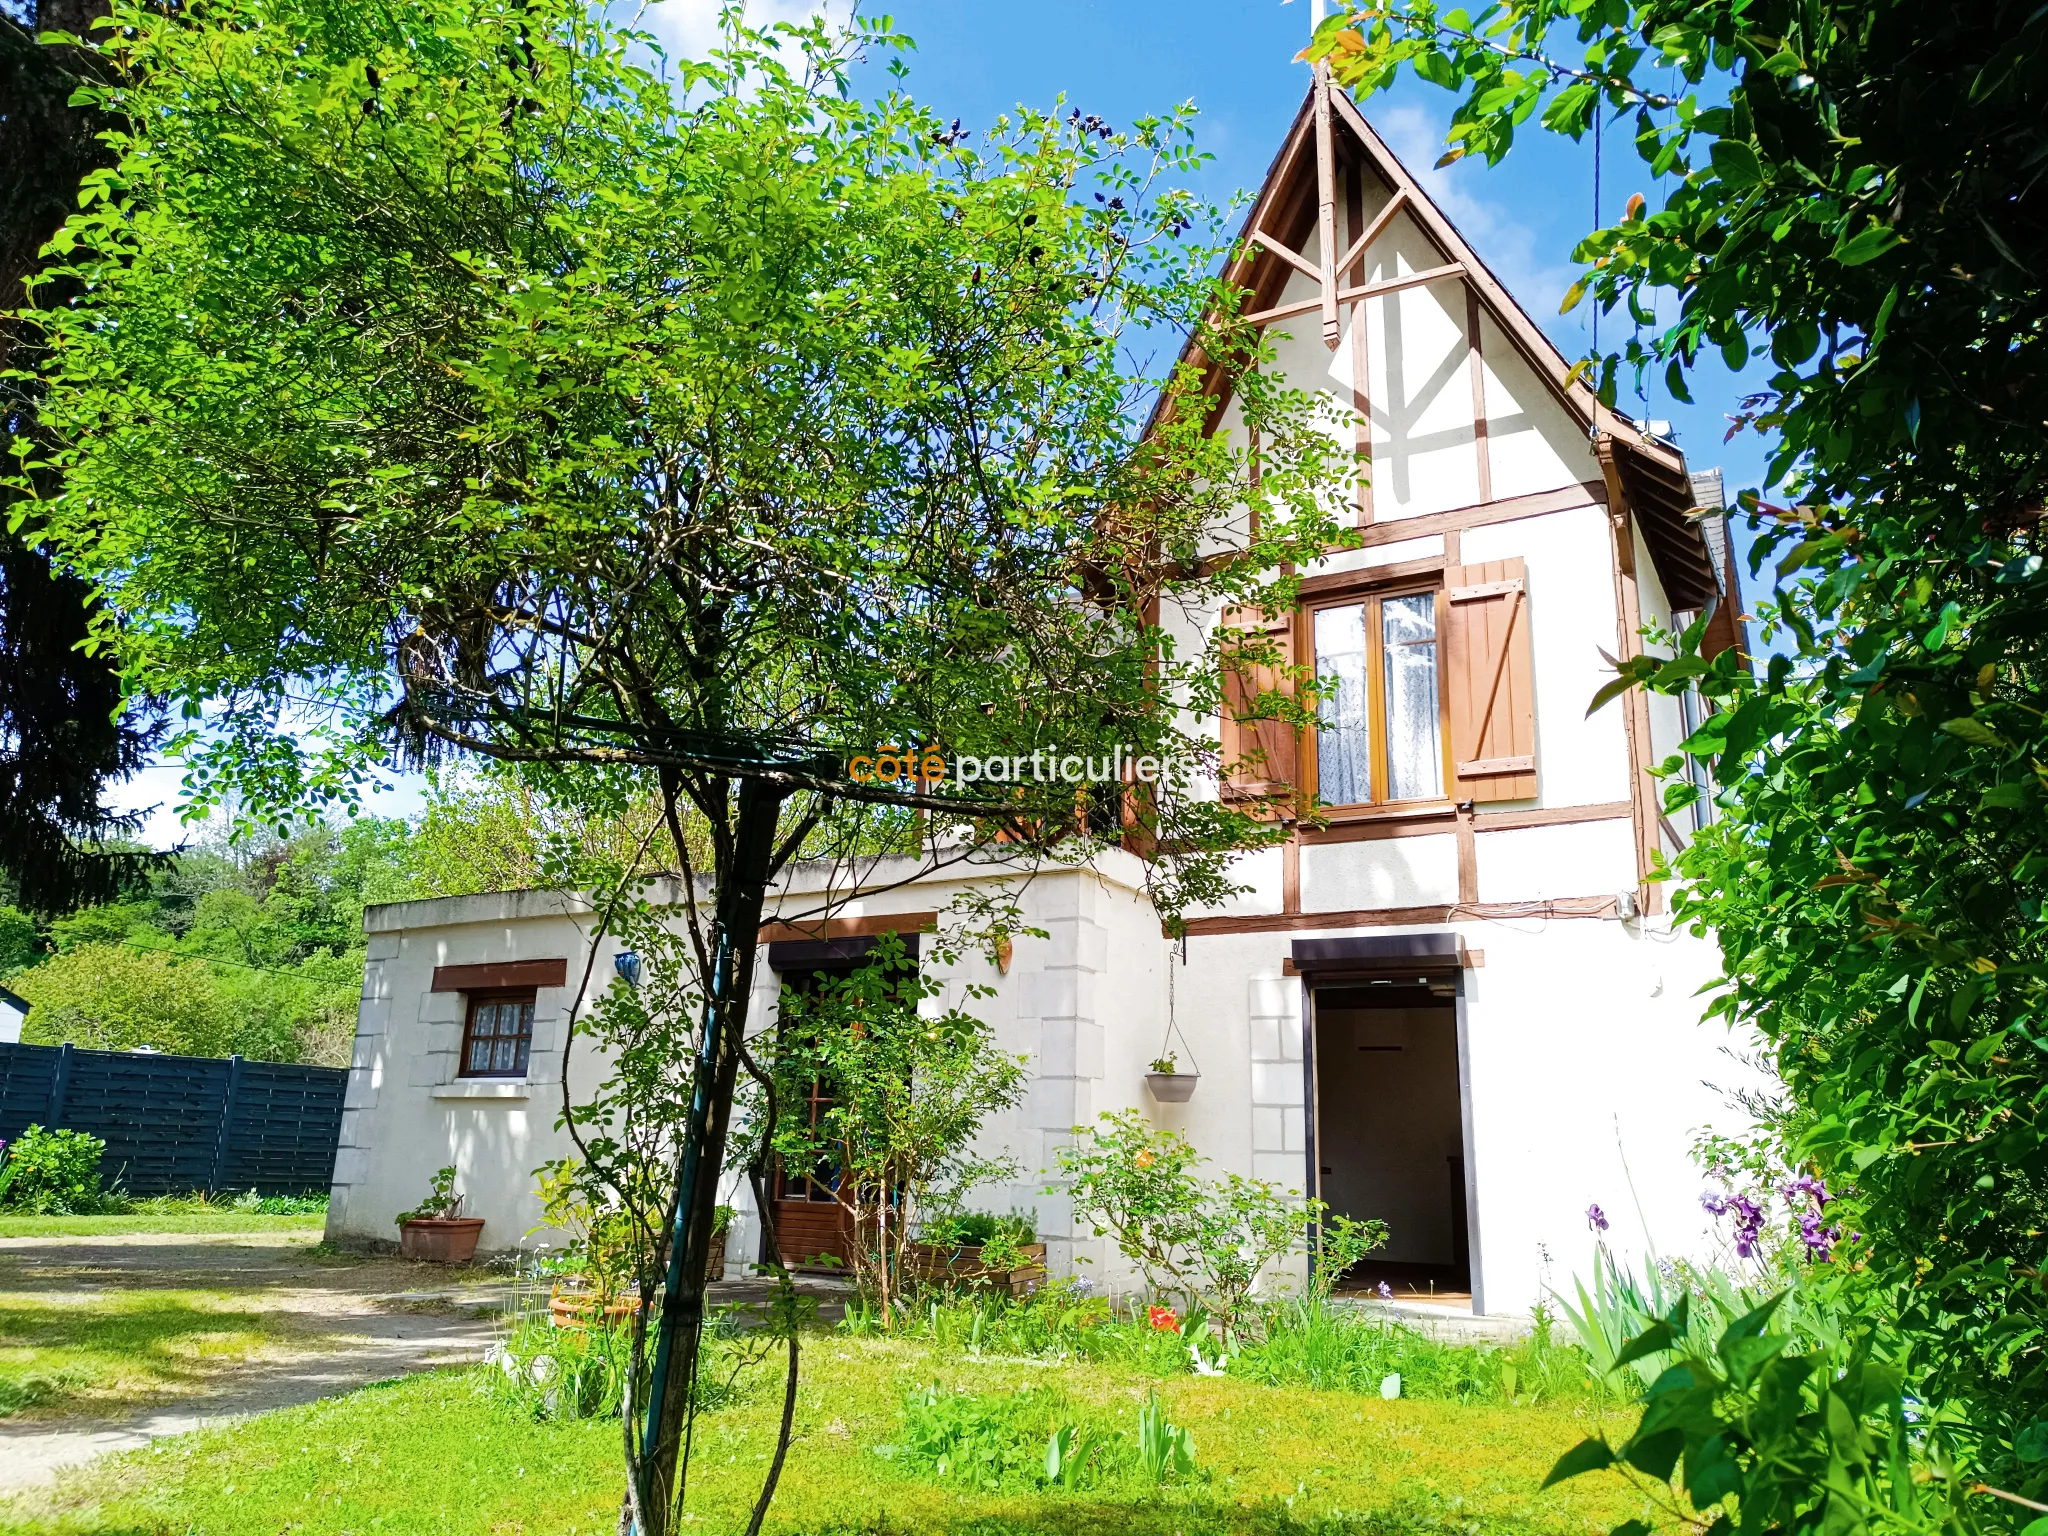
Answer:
xmin=1054 ymin=1110 xmax=1388 ymax=1336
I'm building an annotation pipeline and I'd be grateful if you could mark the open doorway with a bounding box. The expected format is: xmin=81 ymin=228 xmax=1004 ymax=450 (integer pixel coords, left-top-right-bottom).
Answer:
xmin=759 ymin=934 xmax=919 ymax=1273
xmin=1311 ymin=974 xmax=1472 ymax=1302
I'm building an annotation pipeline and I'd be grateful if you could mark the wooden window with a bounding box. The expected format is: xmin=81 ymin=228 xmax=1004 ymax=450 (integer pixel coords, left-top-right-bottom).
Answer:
xmin=460 ymin=991 xmax=535 ymax=1078
xmin=1442 ymin=557 xmax=1537 ymax=801
xmin=1220 ymin=561 xmax=1538 ymax=812
xmin=1218 ymin=605 xmax=1300 ymax=800
xmin=1305 ymin=585 xmax=1447 ymax=808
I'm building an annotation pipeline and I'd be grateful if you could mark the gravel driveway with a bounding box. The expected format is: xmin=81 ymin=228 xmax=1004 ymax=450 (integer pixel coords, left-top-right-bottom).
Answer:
xmin=0 ymin=1230 xmax=511 ymax=1495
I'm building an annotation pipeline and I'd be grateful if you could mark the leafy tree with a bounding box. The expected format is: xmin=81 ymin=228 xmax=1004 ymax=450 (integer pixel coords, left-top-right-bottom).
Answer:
xmin=0 ymin=903 xmax=39 ymax=975
xmin=1307 ymin=0 xmax=2045 ymax=1513
xmin=15 ymin=942 xmax=246 ymax=1056
xmin=0 ymin=0 xmax=165 ymax=914
xmin=16 ymin=0 xmax=1348 ymax=1527
xmin=408 ymin=764 xmax=692 ymax=899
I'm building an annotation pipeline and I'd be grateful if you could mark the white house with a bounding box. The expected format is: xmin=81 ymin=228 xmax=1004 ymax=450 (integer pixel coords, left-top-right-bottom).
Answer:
xmin=0 ymin=987 xmax=27 ymax=1046
xmin=325 ymin=78 xmax=1757 ymax=1315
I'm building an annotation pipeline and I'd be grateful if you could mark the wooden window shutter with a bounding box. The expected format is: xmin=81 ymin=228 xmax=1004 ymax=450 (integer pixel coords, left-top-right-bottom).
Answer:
xmin=1443 ymin=558 xmax=1536 ymax=801
xmin=1219 ymin=606 xmax=1300 ymax=800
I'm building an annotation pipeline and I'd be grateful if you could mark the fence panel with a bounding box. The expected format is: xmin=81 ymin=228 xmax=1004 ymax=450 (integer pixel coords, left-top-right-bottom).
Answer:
xmin=0 ymin=1042 xmax=344 ymax=1195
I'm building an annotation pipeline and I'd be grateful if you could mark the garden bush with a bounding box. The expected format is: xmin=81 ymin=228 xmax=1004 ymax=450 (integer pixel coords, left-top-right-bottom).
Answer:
xmin=1054 ymin=1111 xmax=1387 ymax=1336
xmin=0 ymin=1124 xmax=124 ymax=1214
xmin=484 ymin=1300 xmax=775 ymax=1422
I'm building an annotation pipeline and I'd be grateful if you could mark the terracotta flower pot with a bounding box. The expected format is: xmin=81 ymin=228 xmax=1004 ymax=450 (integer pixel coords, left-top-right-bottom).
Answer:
xmin=550 ymin=1287 xmax=638 ymax=1330
xmin=399 ymin=1216 xmax=485 ymax=1263
xmin=1146 ymin=1071 xmax=1199 ymax=1103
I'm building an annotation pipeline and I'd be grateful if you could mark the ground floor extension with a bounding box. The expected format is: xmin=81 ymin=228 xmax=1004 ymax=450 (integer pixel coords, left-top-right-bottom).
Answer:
xmin=326 ymin=851 xmax=1755 ymax=1315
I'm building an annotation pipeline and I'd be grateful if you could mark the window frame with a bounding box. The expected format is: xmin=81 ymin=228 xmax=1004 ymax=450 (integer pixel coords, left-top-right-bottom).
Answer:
xmin=458 ymin=988 xmax=537 ymax=1079
xmin=1302 ymin=578 xmax=1455 ymax=814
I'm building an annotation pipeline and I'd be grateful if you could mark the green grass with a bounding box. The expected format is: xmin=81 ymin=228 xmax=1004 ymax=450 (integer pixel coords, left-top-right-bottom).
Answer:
xmin=0 ymin=1213 xmax=326 ymax=1239
xmin=0 ymin=1288 xmax=314 ymax=1420
xmin=1 ymin=1333 xmax=1639 ymax=1536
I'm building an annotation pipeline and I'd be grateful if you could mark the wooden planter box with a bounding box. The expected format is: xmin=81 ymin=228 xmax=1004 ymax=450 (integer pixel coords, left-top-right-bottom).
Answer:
xmin=399 ymin=1217 xmax=485 ymax=1264
xmin=903 ymin=1241 xmax=1047 ymax=1297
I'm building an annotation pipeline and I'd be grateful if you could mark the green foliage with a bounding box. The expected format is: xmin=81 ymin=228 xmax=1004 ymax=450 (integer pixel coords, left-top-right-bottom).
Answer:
xmin=486 ymin=1314 xmax=635 ymax=1423
xmin=1545 ymin=1295 xmax=1974 ymax=1536
xmin=1055 ymin=1110 xmax=1387 ymax=1333
xmin=880 ymin=1380 xmax=1201 ymax=1494
xmin=14 ymin=943 xmax=260 ymax=1058
xmin=407 ymin=764 xmax=695 ymax=900
xmin=532 ymin=1158 xmax=653 ymax=1309
xmin=395 ymin=1166 xmax=464 ymax=1227
xmin=1308 ymin=0 xmax=2048 ymax=1505
xmin=1137 ymin=1388 xmax=1199 ymax=1483
xmin=864 ymin=1281 xmax=1608 ymax=1411
xmin=0 ymin=904 xmax=38 ymax=975
xmin=922 ymin=1209 xmax=1037 ymax=1250
xmin=226 ymin=1188 xmax=328 ymax=1216
xmin=886 ymin=1382 xmax=1068 ymax=1492
xmin=7 ymin=819 xmax=416 ymax=1065
xmin=0 ymin=1124 xmax=118 ymax=1214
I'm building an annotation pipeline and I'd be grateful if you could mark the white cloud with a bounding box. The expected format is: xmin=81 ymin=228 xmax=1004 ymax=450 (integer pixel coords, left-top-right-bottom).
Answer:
xmin=1371 ymin=103 xmax=1586 ymax=350
xmin=616 ymin=0 xmax=849 ymax=68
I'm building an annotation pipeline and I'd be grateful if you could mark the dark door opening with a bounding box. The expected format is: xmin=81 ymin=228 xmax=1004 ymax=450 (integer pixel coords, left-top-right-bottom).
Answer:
xmin=1311 ymin=979 xmax=1471 ymax=1300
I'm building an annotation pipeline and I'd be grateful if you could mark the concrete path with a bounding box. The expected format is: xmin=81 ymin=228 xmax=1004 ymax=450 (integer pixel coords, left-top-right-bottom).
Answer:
xmin=0 ymin=1230 xmax=512 ymax=1495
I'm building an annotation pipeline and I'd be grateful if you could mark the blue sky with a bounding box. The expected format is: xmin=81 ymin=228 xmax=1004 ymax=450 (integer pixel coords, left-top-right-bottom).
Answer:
xmin=108 ymin=0 xmax=1776 ymax=847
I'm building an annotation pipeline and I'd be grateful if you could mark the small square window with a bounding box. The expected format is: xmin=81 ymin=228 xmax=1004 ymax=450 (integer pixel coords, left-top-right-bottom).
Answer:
xmin=460 ymin=991 xmax=534 ymax=1078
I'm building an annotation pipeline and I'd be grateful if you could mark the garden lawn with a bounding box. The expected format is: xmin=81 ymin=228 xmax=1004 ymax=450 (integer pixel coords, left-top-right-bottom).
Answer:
xmin=0 ymin=1214 xmax=326 ymax=1240
xmin=0 ymin=1287 xmax=316 ymax=1419
xmin=1 ymin=1334 xmax=1641 ymax=1536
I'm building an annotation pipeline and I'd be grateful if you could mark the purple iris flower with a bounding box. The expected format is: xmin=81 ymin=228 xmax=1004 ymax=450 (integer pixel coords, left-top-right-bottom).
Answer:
xmin=1586 ymin=1203 xmax=1610 ymax=1233
xmin=1782 ymin=1174 xmax=1832 ymax=1209
xmin=1797 ymin=1209 xmax=1840 ymax=1261
xmin=1377 ymin=1281 xmax=1394 ymax=1299
xmin=1702 ymin=1189 xmax=1766 ymax=1256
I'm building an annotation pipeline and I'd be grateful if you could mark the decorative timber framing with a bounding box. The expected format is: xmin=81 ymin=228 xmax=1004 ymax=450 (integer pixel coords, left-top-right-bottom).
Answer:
xmin=1155 ymin=80 xmax=1721 ymax=620
xmin=1151 ymin=70 xmax=1747 ymax=935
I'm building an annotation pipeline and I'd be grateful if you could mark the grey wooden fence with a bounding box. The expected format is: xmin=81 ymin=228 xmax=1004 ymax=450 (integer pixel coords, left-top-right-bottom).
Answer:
xmin=0 ymin=1042 xmax=345 ymax=1196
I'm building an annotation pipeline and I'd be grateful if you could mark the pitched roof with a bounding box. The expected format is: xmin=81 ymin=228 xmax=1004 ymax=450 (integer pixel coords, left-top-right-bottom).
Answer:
xmin=1166 ymin=84 xmax=1720 ymax=613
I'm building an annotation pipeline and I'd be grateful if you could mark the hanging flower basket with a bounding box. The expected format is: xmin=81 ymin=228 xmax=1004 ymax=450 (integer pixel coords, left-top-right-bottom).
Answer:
xmin=1150 ymin=939 xmax=1200 ymax=1104
xmin=1145 ymin=1070 xmax=1199 ymax=1103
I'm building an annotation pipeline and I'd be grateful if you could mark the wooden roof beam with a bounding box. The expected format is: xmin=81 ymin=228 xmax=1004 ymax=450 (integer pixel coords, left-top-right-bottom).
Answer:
xmin=1245 ymin=262 xmax=1467 ymax=328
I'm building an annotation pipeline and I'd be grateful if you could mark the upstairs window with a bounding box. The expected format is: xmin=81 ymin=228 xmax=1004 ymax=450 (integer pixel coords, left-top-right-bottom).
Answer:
xmin=1311 ymin=590 xmax=1445 ymax=807
xmin=1220 ymin=557 xmax=1538 ymax=812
